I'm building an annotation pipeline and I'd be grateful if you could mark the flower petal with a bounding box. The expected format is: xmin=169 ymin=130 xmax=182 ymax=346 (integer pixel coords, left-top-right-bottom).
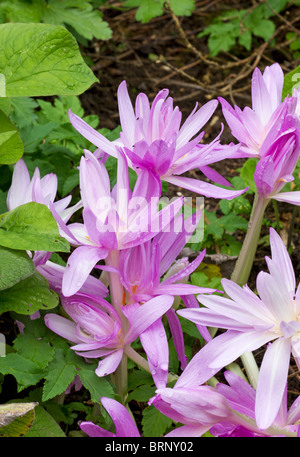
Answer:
xmin=255 ymin=338 xmax=291 ymax=430
xmin=101 ymin=397 xmax=140 ymax=437
xmin=62 ymin=245 xmax=109 ymax=297
xmin=95 ymin=349 xmax=124 ymax=377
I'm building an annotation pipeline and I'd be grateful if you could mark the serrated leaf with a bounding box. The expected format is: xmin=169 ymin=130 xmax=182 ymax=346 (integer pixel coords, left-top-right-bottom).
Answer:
xmin=0 ymin=202 xmax=70 ymax=252
xmin=124 ymin=0 xmax=164 ymax=23
xmin=220 ymin=213 xmax=248 ymax=233
xmin=13 ymin=333 xmax=55 ymax=369
xmin=0 ymin=353 xmax=44 ymax=391
xmin=0 ymin=22 xmax=98 ymax=97
xmin=78 ymin=366 xmax=115 ymax=403
xmin=42 ymin=0 xmax=112 ymax=41
xmin=0 ymin=109 xmax=23 ymax=165
xmin=142 ymin=405 xmax=173 ymax=437
xmin=0 ymin=271 xmax=59 ymax=315
xmin=0 ymin=246 xmax=35 ymax=291
xmin=127 ymin=384 xmax=156 ymax=402
xmin=42 ymin=348 xmax=78 ymax=401
xmin=169 ymin=0 xmax=195 ymax=16
xmin=24 ymin=405 xmax=66 ymax=437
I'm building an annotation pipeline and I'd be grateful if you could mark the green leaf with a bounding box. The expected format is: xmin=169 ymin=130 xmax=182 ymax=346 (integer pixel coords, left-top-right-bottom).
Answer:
xmin=0 ymin=22 xmax=98 ymax=97
xmin=127 ymin=384 xmax=156 ymax=402
xmin=0 ymin=353 xmax=44 ymax=391
xmin=169 ymin=0 xmax=195 ymax=16
xmin=0 ymin=246 xmax=35 ymax=291
xmin=0 ymin=202 xmax=70 ymax=252
xmin=42 ymin=0 xmax=112 ymax=41
xmin=142 ymin=405 xmax=173 ymax=437
xmin=0 ymin=109 xmax=23 ymax=164
xmin=42 ymin=348 xmax=78 ymax=402
xmin=251 ymin=18 xmax=275 ymax=41
xmin=124 ymin=0 xmax=164 ymax=23
xmin=220 ymin=213 xmax=248 ymax=233
xmin=78 ymin=366 xmax=115 ymax=404
xmin=24 ymin=405 xmax=66 ymax=437
xmin=13 ymin=333 xmax=55 ymax=369
xmin=240 ymin=158 xmax=258 ymax=193
xmin=238 ymin=30 xmax=252 ymax=50
xmin=0 ymin=271 xmax=59 ymax=315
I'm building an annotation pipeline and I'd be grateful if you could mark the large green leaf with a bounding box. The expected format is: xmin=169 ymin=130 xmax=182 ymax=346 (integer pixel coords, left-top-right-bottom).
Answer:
xmin=0 ymin=202 xmax=70 ymax=252
xmin=0 ymin=271 xmax=59 ymax=315
xmin=0 ymin=109 xmax=24 ymax=164
xmin=0 ymin=246 xmax=35 ymax=291
xmin=0 ymin=353 xmax=44 ymax=391
xmin=24 ymin=405 xmax=66 ymax=437
xmin=42 ymin=348 xmax=78 ymax=402
xmin=0 ymin=22 xmax=98 ymax=97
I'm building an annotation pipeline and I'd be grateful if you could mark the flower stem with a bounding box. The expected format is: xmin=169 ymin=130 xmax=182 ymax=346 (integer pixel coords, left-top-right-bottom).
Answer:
xmin=114 ymin=354 xmax=128 ymax=404
xmin=105 ymin=250 xmax=128 ymax=403
xmin=231 ymin=194 xmax=269 ymax=286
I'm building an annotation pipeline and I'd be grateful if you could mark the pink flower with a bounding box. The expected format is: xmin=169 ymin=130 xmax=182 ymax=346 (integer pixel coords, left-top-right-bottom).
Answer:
xmin=68 ymin=81 xmax=246 ymax=200
xmin=177 ymin=227 xmax=300 ymax=429
xmin=44 ymin=292 xmax=174 ymax=380
xmin=80 ymin=397 xmax=140 ymax=437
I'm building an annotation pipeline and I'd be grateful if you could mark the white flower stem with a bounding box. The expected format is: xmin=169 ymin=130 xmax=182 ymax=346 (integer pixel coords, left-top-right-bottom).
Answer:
xmin=231 ymin=194 xmax=269 ymax=286
xmin=105 ymin=250 xmax=128 ymax=403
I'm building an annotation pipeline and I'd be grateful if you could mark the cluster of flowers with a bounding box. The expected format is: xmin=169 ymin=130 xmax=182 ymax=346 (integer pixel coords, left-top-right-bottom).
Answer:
xmin=8 ymin=63 xmax=300 ymax=437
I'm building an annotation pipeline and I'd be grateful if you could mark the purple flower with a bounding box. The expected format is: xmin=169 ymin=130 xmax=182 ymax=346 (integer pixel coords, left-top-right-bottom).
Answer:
xmin=118 ymin=216 xmax=216 ymax=372
xmin=150 ymin=384 xmax=232 ymax=437
xmin=219 ymin=63 xmax=286 ymax=157
xmin=7 ymin=158 xmax=81 ymax=222
xmin=52 ymin=149 xmax=184 ymax=297
xmin=177 ymin=227 xmax=300 ymax=429
xmin=68 ymin=81 xmax=246 ymax=200
xmin=210 ymin=371 xmax=300 ymax=437
xmin=219 ymin=63 xmax=300 ymax=205
xmin=37 ymin=259 xmax=109 ymax=298
xmin=80 ymin=397 xmax=140 ymax=437
xmin=253 ymin=113 xmax=300 ymax=205
xmin=6 ymin=159 xmax=82 ymax=267
xmin=44 ymin=292 xmax=174 ymax=378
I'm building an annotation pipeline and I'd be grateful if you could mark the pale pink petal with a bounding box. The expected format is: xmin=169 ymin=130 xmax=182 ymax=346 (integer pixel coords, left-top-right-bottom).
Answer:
xmin=125 ymin=295 xmax=174 ymax=343
xmin=80 ymin=421 xmax=115 ymax=437
xmin=62 ymin=245 xmax=109 ymax=297
xmin=95 ymin=349 xmax=123 ymax=377
xmin=271 ymin=191 xmax=300 ymax=205
xmin=7 ymin=158 xmax=31 ymax=210
xmin=165 ymin=424 xmax=210 ymax=437
xmin=255 ymin=338 xmax=291 ymax=430
xmin=164 ymin=175 xmax=247 ymax=200
xmin=44 ymin=314 xmax=82 ymax=343
xmin=101 ymin=397 xmax=140 ymax=437
xmin=139 ymin=319 xmax=169 ymax=389
xmin=68 ymin=110 xmax=118 ymax=158
xmin=117 ymin=80 xmax=136 ymax=148
xmin=267 ymin=227 xmax=296 ymax=298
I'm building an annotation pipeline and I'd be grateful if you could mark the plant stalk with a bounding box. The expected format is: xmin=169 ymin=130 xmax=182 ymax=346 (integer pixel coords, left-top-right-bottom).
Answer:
xmin=105 ymin=250 xmax=128 ymax=403
xmin=231 ymin=194 xmax=269 ymax=286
